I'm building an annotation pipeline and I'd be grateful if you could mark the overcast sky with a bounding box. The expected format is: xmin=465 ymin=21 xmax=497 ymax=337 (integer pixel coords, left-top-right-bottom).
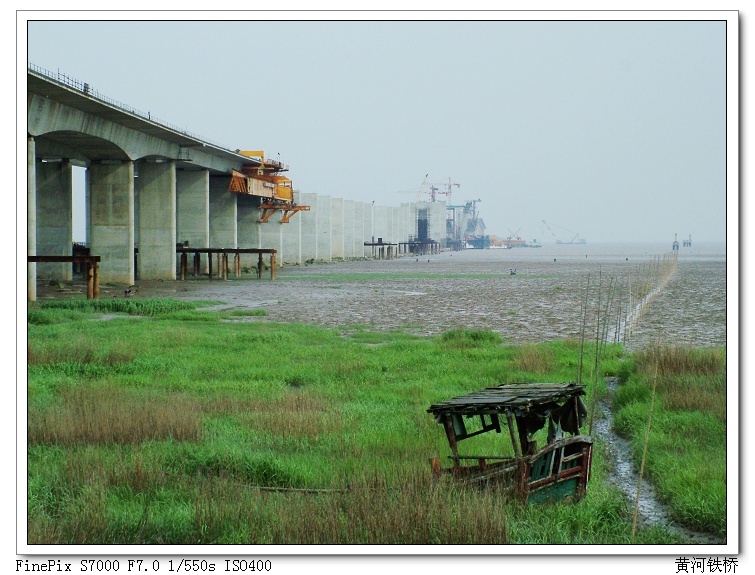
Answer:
xmin=25 ymin=15 xmax=730 ymax=243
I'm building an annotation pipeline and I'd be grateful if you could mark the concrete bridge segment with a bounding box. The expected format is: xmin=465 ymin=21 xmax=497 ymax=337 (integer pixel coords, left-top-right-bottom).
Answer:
xmin=27 ymin=66 xmax=445 ymax=301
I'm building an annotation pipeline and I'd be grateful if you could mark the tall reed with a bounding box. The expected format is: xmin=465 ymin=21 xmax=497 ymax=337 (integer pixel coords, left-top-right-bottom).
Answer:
xmin=28 ymin=386 xmax=203 ymax=446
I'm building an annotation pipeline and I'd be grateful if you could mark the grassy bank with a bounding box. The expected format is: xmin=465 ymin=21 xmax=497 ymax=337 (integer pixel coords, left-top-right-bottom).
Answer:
xmin=613 ymin=346 xmax=727 ymax=536
xmin=26 ymin=299 xmax=703 ymax=544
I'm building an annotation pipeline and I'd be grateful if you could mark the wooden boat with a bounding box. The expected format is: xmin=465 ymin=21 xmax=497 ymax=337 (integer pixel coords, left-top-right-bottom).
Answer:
xmin=427 ymin=382 xmax=593 ymax=504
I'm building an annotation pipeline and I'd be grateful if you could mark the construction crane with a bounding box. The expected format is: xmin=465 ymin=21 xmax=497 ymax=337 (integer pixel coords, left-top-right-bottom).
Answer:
xmin=397 ymin=176 xmax=460 ymax=204
xmin=228 ymin=150 xmax=310 ymax=223
xmin=541 ymin=220 xmax=586 ymax=244
xmin=446 ymin=199 xmax=484 ymax=249
xmin=428 ymin=177 xmax=460 ymax=202
xmin=507 ymin=228 xmax=522 ymax=241
xmin=542 ymin=220 xmax=557 ymax=241
xmin=395 ymin=174 xmax=430 ymax=206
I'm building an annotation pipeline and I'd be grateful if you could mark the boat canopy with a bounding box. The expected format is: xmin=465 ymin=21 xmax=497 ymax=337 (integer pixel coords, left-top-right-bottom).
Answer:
xmin=428 ymin=382 xmax=586 ymax=419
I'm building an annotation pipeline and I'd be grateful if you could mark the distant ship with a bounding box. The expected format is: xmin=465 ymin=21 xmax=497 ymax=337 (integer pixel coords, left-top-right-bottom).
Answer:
xmin=556 ymin=236 xmax=587 ymax=245
xmin=502 ymin=229 xmax=542 ymax=248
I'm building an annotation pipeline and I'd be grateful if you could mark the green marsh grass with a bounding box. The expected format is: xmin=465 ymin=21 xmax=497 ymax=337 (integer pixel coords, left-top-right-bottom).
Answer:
xmin=26 ymin=299 xmax=703 ymax=544
xmin=34 ymin=298 xmax=203 ymax=316
xmin=28 ymin=386 xmax=203 ymax=446
xmin=613 ymin=345 xmax=727 ymax=536
xmin=228 ymin=309 xmax=268 ymax=317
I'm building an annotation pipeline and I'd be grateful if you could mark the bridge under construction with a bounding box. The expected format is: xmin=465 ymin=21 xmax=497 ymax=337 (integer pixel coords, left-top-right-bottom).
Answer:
xmin=26 ymin=64 xmax=449 ymax=299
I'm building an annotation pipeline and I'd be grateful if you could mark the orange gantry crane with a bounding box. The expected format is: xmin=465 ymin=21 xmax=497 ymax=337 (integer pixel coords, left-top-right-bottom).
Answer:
xmin=228 ymin=150 xmax=310 ymax=223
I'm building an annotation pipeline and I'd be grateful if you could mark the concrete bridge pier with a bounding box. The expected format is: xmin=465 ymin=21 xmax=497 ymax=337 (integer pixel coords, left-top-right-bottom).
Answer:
xmin=281 ymin=192 xmax=303 ymax=264
xmin=87 ymin=161 xmax=135 ymax=285
xmin=28 ymin=136 xmax=36 ymax=301
xmin=331 ymin=197 xmax=344 ymax=259
xmin=362 ymin=202 xmax=370 ymax=258
xmin=373 ymin=205 xmax=389 ymax=249
xmin=36 ymin=159 xmax=74 ymax=281
xmin=177 ymin=169 xmax=210 ymax=274
xmin=353 ymin=201 xmax=365 ymax=258
xmin=136 ymin=161 xmax=176 ymax=280
xmin=209 ymin=176 xmax=237 ymax=274
xmin=343 ymin=199 xmax=355 ymax=259
xmin=390 ymin=206 xmax=400 ymax=247
xmin=399 ymin=203 xmax=411 ymax=248
xmin=316 ymin=195 xmax=332 ymax=262
xmin=299 ymin=192 xmax=318 ymax=261
xmin=238 ymin=194 xmax=263 ymax=273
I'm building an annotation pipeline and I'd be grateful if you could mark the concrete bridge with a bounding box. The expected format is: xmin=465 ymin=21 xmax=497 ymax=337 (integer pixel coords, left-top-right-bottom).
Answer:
xmin=26 ymin=64 xmax=446 ymax=301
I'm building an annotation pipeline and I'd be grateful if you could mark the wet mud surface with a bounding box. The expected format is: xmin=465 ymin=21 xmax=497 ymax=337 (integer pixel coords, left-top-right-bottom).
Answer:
xmin=74 ymin=246 xmax=726 ymax=351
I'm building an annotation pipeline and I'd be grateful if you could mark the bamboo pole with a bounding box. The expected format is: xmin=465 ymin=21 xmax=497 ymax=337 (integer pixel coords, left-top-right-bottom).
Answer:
xmin=577 ymin=273 xmax=591 ymax=385
xmin=615 ymin=282 xmax=623 ymax=344
xmin=600 ymin=277 xmax=615 ymax=355
xmin=632 ymin=332 xmax=662 ymax=543
xmin=589 ymin=270 xmax=603 ymax=436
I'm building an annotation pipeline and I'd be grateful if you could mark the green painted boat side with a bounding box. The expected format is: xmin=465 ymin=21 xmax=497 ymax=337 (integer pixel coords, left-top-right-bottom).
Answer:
xmin=528 ymin=478 xmax=579 ymax=504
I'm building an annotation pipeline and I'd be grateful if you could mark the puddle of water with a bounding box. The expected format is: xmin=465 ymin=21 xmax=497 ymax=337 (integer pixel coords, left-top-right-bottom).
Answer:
xmin=94 ymin=314 xmax=144 ymax=321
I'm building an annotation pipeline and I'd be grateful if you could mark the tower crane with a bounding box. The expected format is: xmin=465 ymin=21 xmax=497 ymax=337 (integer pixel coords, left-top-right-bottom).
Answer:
xmin=395 ymin=174 xmax=430 ymax=206
xmin=397 ymin=176 xmax=458 ymax=204
xmin=428 ymin=177 xmax=460 ymax=202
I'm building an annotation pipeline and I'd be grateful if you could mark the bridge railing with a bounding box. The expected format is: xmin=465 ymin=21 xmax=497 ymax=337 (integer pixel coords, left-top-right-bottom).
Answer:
xmin=28 ymin=62 xmax=228 ymax=151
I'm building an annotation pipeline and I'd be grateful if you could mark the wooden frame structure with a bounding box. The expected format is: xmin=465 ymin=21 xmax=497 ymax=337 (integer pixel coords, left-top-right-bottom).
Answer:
xmin=364 ymin=239 xmax=398 ymax=260
xmin=28 ymin=255 xmax=101 ymax=299
xmin=398 ymin=240 xmax=441 ymax=256
xmin=176 ymin=248 xmax=277 ymax=281
xmin=427 ymin=382 xmax=593 ymax=504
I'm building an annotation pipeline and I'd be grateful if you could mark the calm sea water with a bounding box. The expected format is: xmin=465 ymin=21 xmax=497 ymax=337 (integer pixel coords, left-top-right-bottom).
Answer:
xmin=464 ymin=240 xmax=726 ymax=262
